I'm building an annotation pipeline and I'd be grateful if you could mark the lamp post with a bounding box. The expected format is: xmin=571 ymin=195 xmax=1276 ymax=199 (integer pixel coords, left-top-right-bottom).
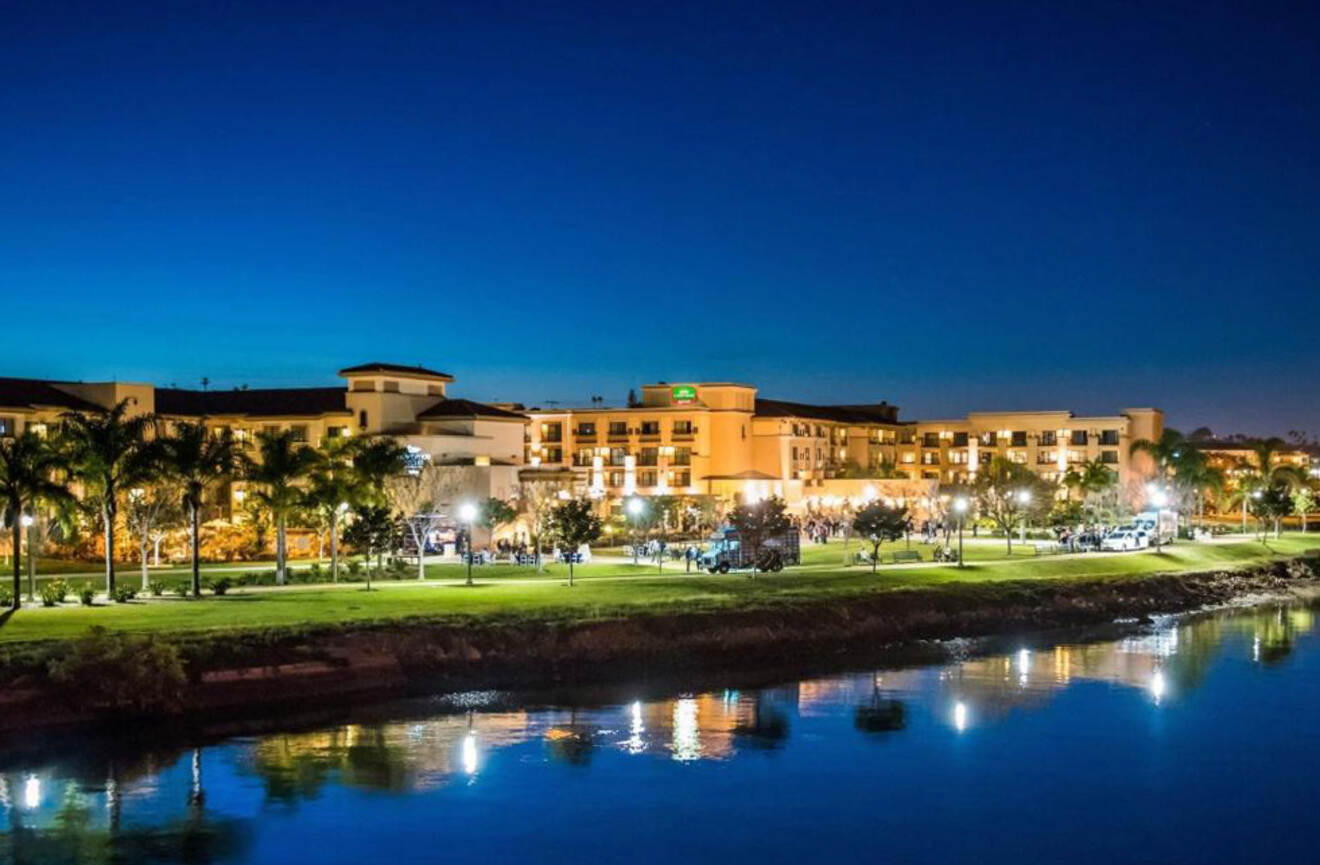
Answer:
xmin=1147 ymin=484 xmax=1168 ymax=553
xmin=1015 ymin=489 xmax=1032 ymax=545
xmin=459 ymin=502 xmax=478 ymax=586
xmin=20 ymin=514 xmax=35 ymax=602
xmin=953 ymin=497 xmax=968 ymax=568
xmin=626 ymin=497 xmax=645 ymax=566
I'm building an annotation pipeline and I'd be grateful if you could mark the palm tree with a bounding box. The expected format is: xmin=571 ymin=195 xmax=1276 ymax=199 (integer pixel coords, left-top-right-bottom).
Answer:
xmin=303 ymin=437 xmax=364 ymax=582
xmin=0 ymin=432 xmax=71 ymax=609
xmin=1250 ymin=438 xmax=1305 ymax=491
xmin=1130 ymin=428 xmax=1187 ymax=485
xmin=1220 ymin=463 xmax=1259 ymax=534
xmin=1221 ymin=440 xmax=1305 ymax=536
xmin=159 ymin=421 xmax=244 ymax=597
xmin=246 ymin=430 xmax=319 ymax=586
xmin=1172 ymin=450 xmax=1223 ymax=532
xmin=351 ymin=437 xmax=409 ymax=504
xmin=61 ymin=400 xmax=157 ymax=595
xmin=1063 ymin=458 xmax=1117 ymax=520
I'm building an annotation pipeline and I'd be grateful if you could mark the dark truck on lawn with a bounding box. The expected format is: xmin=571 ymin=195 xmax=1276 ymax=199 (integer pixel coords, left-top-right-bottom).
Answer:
xmin=699 ymin=526 xmax=801 ymax=573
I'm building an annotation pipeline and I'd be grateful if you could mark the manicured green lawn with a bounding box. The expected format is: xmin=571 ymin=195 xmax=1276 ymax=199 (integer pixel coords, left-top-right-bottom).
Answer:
xmin=0 ymin=534 xmax=1313 ymax=646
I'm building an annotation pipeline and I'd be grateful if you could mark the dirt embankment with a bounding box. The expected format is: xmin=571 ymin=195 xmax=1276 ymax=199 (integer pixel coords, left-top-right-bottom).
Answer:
xmin=3 ymin=557 xmax=1318 ymax=733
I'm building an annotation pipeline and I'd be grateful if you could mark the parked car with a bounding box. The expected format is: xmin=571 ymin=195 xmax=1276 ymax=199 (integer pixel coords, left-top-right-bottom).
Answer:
xmin=1101 ymin=530 xmax=1146 ymax=552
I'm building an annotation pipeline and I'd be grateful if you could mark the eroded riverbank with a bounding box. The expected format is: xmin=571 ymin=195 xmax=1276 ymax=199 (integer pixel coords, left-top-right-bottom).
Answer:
xmin=2 ymin=555 xmax=1317 ymax=734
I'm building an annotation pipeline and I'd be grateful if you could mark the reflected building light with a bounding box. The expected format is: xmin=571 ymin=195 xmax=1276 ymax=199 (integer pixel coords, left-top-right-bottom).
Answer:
xmin=1016 ymin=648 xmax=1031 ymax=687
xmin=1150 ymin=669 xmax=1167 ymax=704
xmin=24 ymin=775 xmax=40 ymax=810
xmin=953 ymin=701 xmax=969 ymax=732
xmin=1253 ymin=635 xmax=1261 ymax=663
xmin=462 ymin=732 xmax=479 ymax=776
xmin=672 ymin=698 xmax=701 ymax=761
xmin=626 ymin=701 xmax=646 ymax=754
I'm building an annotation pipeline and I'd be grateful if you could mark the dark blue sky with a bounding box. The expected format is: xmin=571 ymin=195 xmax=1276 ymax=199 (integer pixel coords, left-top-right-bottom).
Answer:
xmin=3 ymin=1 xmax=1317 ymax=435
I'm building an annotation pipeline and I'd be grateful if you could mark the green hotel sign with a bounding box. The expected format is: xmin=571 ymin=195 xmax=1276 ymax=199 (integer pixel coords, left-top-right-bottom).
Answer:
xmin=671 ymin=385 xmax=697 ymax=404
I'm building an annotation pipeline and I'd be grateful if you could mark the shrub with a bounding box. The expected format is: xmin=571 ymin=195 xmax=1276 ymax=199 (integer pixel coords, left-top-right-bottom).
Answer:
xmin=0 ymin=588 xmax=12 ymax=608
xmin=111 ymin=586 xmax=137 ymax=603
xmin=308 ymin=562 xmax=322 ymax=580
xmin=47 ymin=626 xmax=187 ymax=715
xmin=147 ymin=580 xmax=166 ymax=597
xmin=209 ymin=577 xmax=232 ymax=596
xmin=175 ymin=583 xmax=192 ymax=598
xmin=41 ymin=579 xmax=69 ymax=607
xmin=79 ymin=584 xmax=96 ymax=606
xmin=347 ymin=559 xmax=363 ymax=576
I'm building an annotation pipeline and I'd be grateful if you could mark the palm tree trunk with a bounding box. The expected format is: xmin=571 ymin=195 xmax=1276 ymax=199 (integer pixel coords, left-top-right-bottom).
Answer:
xmin=11 ymin=512 xmax=21 ymax=611
xmin=330 ymin=510 xmax=340 ymax=582
xmin=191 ymin=502 xmax=202 ymax=598
xmin=103 ymin=501 xmax=115 ymax=596
xmin=276 ymin=514 xmax=287 ymax=586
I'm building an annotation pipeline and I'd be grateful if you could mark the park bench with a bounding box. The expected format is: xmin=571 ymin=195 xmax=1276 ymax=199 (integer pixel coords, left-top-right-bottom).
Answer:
xmin=891 ymin=550 xmax=922 ymax=564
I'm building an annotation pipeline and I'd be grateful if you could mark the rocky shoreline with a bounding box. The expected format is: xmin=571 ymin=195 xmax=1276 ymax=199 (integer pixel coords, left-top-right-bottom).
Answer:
xmin=2 ymin=556 xmax=1317 ymax=734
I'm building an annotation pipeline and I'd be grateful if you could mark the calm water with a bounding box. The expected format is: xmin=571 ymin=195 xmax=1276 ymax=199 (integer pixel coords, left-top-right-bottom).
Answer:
xmin=3 ymin=601 xmax=1319 ymax=864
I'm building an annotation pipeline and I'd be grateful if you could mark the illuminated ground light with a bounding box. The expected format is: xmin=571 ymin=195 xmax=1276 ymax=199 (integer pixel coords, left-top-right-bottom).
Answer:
xmin=24 ymin=775 xmax=40 ymax=809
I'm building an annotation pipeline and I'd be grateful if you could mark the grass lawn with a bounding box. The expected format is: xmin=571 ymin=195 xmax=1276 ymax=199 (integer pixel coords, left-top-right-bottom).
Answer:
xmin=0 ymin=534 xmax=1314 ymax=646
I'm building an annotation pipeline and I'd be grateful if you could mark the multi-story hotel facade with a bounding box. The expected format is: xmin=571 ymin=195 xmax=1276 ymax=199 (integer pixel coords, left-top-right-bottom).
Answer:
xmin=524 ymin=381 xmax=1166 ymax=513
xmin=0 ymin=363 xmax=526 ymax=521
xmin=2 ymin=363 xmax=1170 ymax=523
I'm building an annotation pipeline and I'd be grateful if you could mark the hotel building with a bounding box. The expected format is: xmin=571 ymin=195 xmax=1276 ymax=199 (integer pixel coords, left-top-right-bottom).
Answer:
xmin=2 ymin=363 xmax=1165 ymax=521
xmin=524 ymin=382 xmax=1164 ymax=511
xmin=0 ymin=363 xmax=526 ymax=520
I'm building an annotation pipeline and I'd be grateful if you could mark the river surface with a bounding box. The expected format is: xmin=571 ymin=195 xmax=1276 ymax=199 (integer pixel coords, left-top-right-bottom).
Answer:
xmin=2 ymin=600 xmax=1318 ymax=864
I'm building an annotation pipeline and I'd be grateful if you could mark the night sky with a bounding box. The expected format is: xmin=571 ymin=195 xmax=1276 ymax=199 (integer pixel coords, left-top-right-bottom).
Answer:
xmin=3 ymin=1 xmax=1317 ymax=435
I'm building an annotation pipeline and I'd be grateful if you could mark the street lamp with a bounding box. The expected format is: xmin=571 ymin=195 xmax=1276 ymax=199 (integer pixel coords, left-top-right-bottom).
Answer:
xmin=20 ymin=514 xmax=35 ymax=602
xmin=952 ymin=497 xmax=968 ymax=568
xmin=459 ymin=502 xmax=478 ymax=586
xmin=1147 ymin=484 xmax=1168 ymax=553
xmin=626 ymin=497 xmax=645 ymax=566
xmin=1015 ymin=489 xmax=1032 ymax=545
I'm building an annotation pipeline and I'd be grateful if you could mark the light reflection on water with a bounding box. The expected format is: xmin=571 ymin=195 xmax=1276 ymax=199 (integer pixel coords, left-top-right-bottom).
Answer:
xmin=1 ymin=601 xmax=1317 ymax=864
